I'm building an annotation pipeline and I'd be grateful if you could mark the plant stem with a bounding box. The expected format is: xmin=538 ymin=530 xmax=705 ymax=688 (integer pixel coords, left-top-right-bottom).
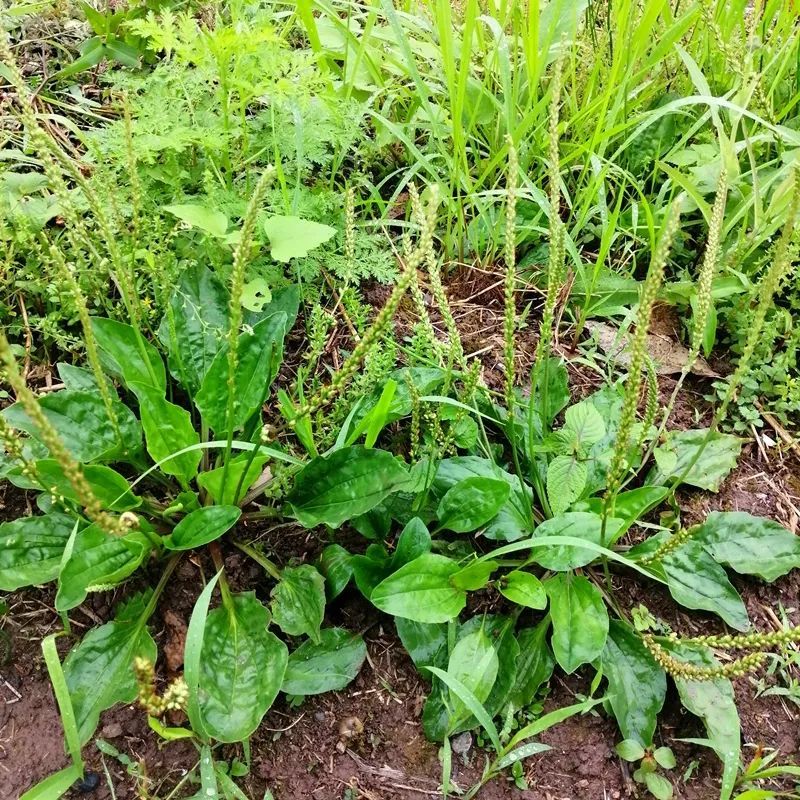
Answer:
xmin=231 ymin=538 xmax=282 ymax=581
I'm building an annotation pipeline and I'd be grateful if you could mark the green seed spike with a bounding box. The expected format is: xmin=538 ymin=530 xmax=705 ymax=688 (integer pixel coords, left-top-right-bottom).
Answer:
xmin=0 ymin=330 xmax=124 ymax=536
xmin=643 ymin=634 xmax=767 ymax=681
xmin=503 ymin=134 xmax=519 ymax=415
xmin=293 ymin=191 xmax=439 ymax=426
xmin=604 ymin=199 xmax=681 ymax=514
xmin=410 ymin=183 xmax=465 ymax=379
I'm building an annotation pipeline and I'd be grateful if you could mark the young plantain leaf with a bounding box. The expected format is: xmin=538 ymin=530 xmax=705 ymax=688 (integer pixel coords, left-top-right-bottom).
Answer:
xmin=132 ymin=382 xmax=201 ymax=484
xmin=56 ymin=526 xmax=151 ymax=612
xmin=530 ymin=512 xmax=610 ymax=571
xmin=196 ymin=453 xmax=269 ymax=506
xmin=499 ymin=570 xmax=547 ymax=609
xmin=4 ymin=390 xmax=142 ymax=464
xmin=577 ymin=486 xmax=669 ymax=543
xmin=281 ymin=628 xmax=366 ymax=696
xmin=271 ymin=564 xmax=326 ymax=643
xmin=601 ymin=619 xmax=666 ymax=747
xmin=444 ymin=629 xmax=499 ymax=731
xmin=395 ymin=618 xmax=448 ymax=673
xmin=91 ymin=317 xmax=166 ymax=396
xmin=317 ymin=544 xmax=353 ymax=600
xmin=162 ymin=506 xmax=241 ymax=551
xmin=371 ymin=553 xmax=465 ymax=623
xmin=7 ymin=459 xmax=140 ymax=511
xmin=391 ymin=517 xmax=432 ymax=569
xmin=660 ymin=540 xmax=749 ymax=631
xmin=64 ymin=591 xmax=157 ymax=745
xmin=195 ymin=312 xmax=288 ymax=433
xmin=288 ymin=446 xmax=409 ymax=529
xmin=509 ymin=619 xmax=555 ymax=709
xmin=0 ymin=513 xmax=78 ymax=591
xmin=436 ymin=476 xmax=510 ymax=533
xmin=432 ymin=457 xmax=532 ymax=541
xmin=450 ymin=559 xmax=498 ymax=591
xmin=158 ymin=264 xmax=230 ymax=396
xmin=546 ymin=573 xmax=609 ymax=674
xmin=694 ymin=511 xmax=800 ymax=582
xmin=198 ymin=593 xmax=288 ymax=743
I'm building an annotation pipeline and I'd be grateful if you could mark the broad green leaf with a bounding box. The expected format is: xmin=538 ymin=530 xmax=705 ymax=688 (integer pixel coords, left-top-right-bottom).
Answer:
xmin=318 ymin=544 xmax=353 ymax=600
xmin=195 ymin=313 xmax=288 ymax=433
xmin=648 ymin=429 xmax=742 ymax=491
xmin=546 ymin=456 xmax=588 ymax=515
xmin=421 ymin=614 xmax=518 ymax=741
xmin=531 ymin=357 xmax=570 ymax=429
xmin=64 ymin=592 xmax=156 ymax=744
xmin=562 ymin=401 xmax=606 ymax=447
xmin=198 ymin=593 xmax=288 ymax=742
xmin=654 ymin=747 xmax=676 ymax=769
xmin=165 ymin=203 xmax=228 ymax=237
xmin=579 ymin=486 xmax=669 ymax=543
xmin=432 ymin=457 xmax=532 ymax=541
xmin=616 ymin=739 xmax=647 ymax=761
xmin=56 ymin=526 xmax=150 ymax=612
xmin=661 ymin=541 xmax=749 ymax=631
xmin=262 ymin=215 xmax=336 ymax=262
xmin=133 ymin=382 xmax=200 ymax=484
xmin=499 ymin=570 xmax=547 ymax=609
xmin=196 ymin=453 xmax=269 ymax=506
xmin=645 ymin=772 xmax=674 ymax=800
xmin=530 ymin=512 xmax=611 ymax=571
xmin=158 ymin=264 xmax=229 ymax=396
xmin=546 ymin=574 xmax=609 ymax=674
xmin=460 ymin=616 xmax=519 ymax=721
xmin=271 ymin=565 xmax=326 ymax=643
xmin=371 ymin=553 xmax=465 ymax=623
xmin=281 ymin=628 xmax=366 ymax=695
xmin=446 ymin=630 xmax=498 ymax=728
xmin=509 ymin=619 xmax=555 ymax=709
xmin=450 ymin=559 xmax=498 ymax=591
xmin=91 ymin=317 xmax=166 ymax=396
xmin=0 ymin=513 xmax=77 ymax=591
xmin=351 ymin=545 xmax=392 ymax=598
xmin=436 ymin=476 xmax=510 ymax=533
xmin=4 ymin=390 xmax=141 ymax=463
xmin=426 ymin=665 xmax=502 ymax=753
xmin=601 ymin=620 xmax=666 ymax=746
xmin=351 ymin=504 xmax=392 ymax=540
xmin=391 ymin=517 xmax=432 ymax=568
xmin=8 ymin=459 xmax=139 ymax=511
xmin=288 ymin=446 xmax=409 ymax=529
xmin=695 ymin=511 xmax=800 ymax=582
xmin=56 ymin=362 xmax=99 ymax=392
xmin=163 ymin=506 xmax=241 ymax=551
xmin=395 ymin=618 xmax=447 ymax=672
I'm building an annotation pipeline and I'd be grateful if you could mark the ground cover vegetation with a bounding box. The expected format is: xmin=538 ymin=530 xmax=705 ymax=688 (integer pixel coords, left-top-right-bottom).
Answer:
xmin=1 ymin=0 xmax=800 ymax=798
